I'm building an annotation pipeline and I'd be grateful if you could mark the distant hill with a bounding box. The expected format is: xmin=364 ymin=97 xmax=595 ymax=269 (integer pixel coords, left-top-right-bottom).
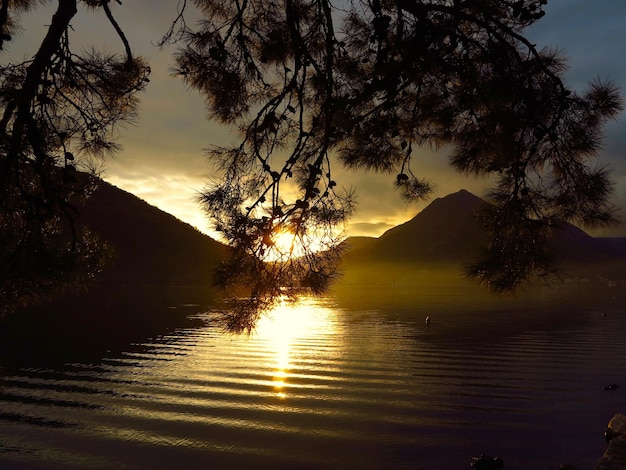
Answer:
xmin=341 ymin=236 xmax=378 ymax=253
xmin=339 ymin=189 xmax=626 ymax=287
xmin=360 ymin=189 xmax=488 ymax=264
xmin=1 ymin=178 xmax=231 ymax=359
xmin=597 ymin=237 xmax=626 ymax=257
xmin=79 ymin=178 xmax=230 ymax=286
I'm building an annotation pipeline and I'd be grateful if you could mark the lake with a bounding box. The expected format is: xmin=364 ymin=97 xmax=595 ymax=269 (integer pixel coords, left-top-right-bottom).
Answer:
xmin=1 ymin=285 xmax=625 ymax=469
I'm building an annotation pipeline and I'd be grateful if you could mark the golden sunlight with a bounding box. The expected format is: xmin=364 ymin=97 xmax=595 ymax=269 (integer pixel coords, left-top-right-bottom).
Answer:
xmin=254 ymin=298 xmax=338 ymax=399
xmin=262 ymin=227 xmax=330 ymax=263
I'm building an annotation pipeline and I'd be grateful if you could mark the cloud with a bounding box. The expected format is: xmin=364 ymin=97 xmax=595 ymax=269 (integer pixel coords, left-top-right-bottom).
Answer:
xmin=347 ymin=222 xmax=396 ymax=238
xmin=104 ymin=170 xmax=216 ymax=237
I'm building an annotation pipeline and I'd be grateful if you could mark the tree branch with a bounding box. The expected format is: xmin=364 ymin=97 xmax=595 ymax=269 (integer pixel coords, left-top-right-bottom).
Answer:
xmin=3 ymin=0 xmax=77 ymax=180
xmin=101 ymin=0 xmax=133 ymax=61
xmin=0 ymin=0 xmax=9 ymax=50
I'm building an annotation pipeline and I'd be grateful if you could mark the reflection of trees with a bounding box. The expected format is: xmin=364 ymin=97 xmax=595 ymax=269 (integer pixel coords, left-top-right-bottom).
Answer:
xmin=170 ymin=0 xmax=622 ymax=327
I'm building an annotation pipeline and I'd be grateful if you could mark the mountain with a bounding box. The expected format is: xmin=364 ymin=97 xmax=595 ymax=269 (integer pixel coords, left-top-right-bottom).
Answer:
xmin=359 ymin=189 xmax=488 ymax=264
xmin=339 ymin=189 xmax=626 ymax=286
xmin=597 ymin=237 xmax=626 ymax=257
xmin=79 ymin=178 xmax=230 ymax=286
xmin=1 ymin=178 xmax=231 ymax=360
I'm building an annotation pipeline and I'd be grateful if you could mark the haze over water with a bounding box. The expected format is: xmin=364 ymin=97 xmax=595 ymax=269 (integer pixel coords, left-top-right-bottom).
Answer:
xmin=1 ymin=286 xmax=625 ymax=469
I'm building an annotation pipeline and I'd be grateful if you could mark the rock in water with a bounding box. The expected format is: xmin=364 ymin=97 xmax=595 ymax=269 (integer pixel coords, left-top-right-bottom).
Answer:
xmin=602 ymin=383 xmax=619 ymax=391
xmin=605 ymin=413 xmax=626 ymax=443
xmin=608 ymin=414 xmax=626 ymax=435
xmin=470 ymin=454 xmax=503 ymax=469
xmin=597 ymin=414 xmax=626 ymax=470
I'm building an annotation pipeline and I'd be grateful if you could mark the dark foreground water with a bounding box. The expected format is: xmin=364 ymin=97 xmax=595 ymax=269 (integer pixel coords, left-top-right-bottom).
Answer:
xmin=1 ymin=286 xmax=625 ymax=469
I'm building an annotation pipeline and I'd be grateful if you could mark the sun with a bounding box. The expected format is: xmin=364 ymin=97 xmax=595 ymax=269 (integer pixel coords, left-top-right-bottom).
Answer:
xmin=258 ymin=219 xmax=345 ymax=263
xmin=262 ymin=227 xmax=325 ymax=262
xmin=273 ymin=230 xmax=298 ymax=255
xmin=262 ymin=229 xmax=303 ymax=262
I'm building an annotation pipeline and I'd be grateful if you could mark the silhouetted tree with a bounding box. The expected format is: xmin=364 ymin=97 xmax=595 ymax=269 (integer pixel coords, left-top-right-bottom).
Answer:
xmin=2 ymin=1 xmax=622 ymax=330
xmin=167 ymin=0 xmax=622 ymax=327
xmin=0 ymin=0 xmax=150 ymax=315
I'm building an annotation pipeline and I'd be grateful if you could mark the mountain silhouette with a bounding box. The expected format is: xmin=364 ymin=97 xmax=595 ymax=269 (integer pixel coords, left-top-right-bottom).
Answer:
xmin=4 ymin=184 xmax=625 ymax=360
xmin=79 ymin=178 xmax=229 ymax=286
xmin=340 ymin=189 xmax=626 ymax=286
xmin=2 ymin=178 xmax=231 ymax=359
xmin=363 ymin=189 xmax=487 ymax=264
xmin=597 ymin=237 xmax=626 ymax=257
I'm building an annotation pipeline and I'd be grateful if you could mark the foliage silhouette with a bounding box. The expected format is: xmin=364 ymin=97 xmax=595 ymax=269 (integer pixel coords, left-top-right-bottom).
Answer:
xmin=166 ymin=0 xmax=622 ymax=328
xmin=0 ymin=0 xmax=149 ymax=316
xmin=1 ymin=1 xmax=623 ymax=332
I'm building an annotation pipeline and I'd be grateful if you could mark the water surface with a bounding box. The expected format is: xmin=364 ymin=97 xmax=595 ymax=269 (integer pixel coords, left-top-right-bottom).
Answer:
xmin=1 ymin=287 xmax=625 ymax=469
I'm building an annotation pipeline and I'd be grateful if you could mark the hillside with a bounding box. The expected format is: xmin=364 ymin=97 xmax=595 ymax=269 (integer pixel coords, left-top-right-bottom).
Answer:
xmin=79 ymin=179 xmax=230 ymax=286
xmin=597 ymin=237 xmax=626 ymax=257
xmin=1 ymin=179 xmax=231 ymax=360
xmin=362 ymin=189 xmax=488 ymax=264
xmin=339 ymin=190 xmax=626 ymax=287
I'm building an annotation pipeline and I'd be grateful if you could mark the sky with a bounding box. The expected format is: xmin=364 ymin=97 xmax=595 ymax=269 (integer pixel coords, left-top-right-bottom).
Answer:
xmin=10 ymin=0 xmax=626 ymax=240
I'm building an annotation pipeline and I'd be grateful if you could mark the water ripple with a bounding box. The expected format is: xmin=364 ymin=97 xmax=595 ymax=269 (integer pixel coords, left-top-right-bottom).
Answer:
xmin=1 ymin=295 xmax=625 ymax=469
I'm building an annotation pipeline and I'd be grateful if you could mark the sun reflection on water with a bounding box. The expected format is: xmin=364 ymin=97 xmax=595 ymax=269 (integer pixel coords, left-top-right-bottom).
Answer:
xmin=254 ymin=298 xmax=337 ymax=399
